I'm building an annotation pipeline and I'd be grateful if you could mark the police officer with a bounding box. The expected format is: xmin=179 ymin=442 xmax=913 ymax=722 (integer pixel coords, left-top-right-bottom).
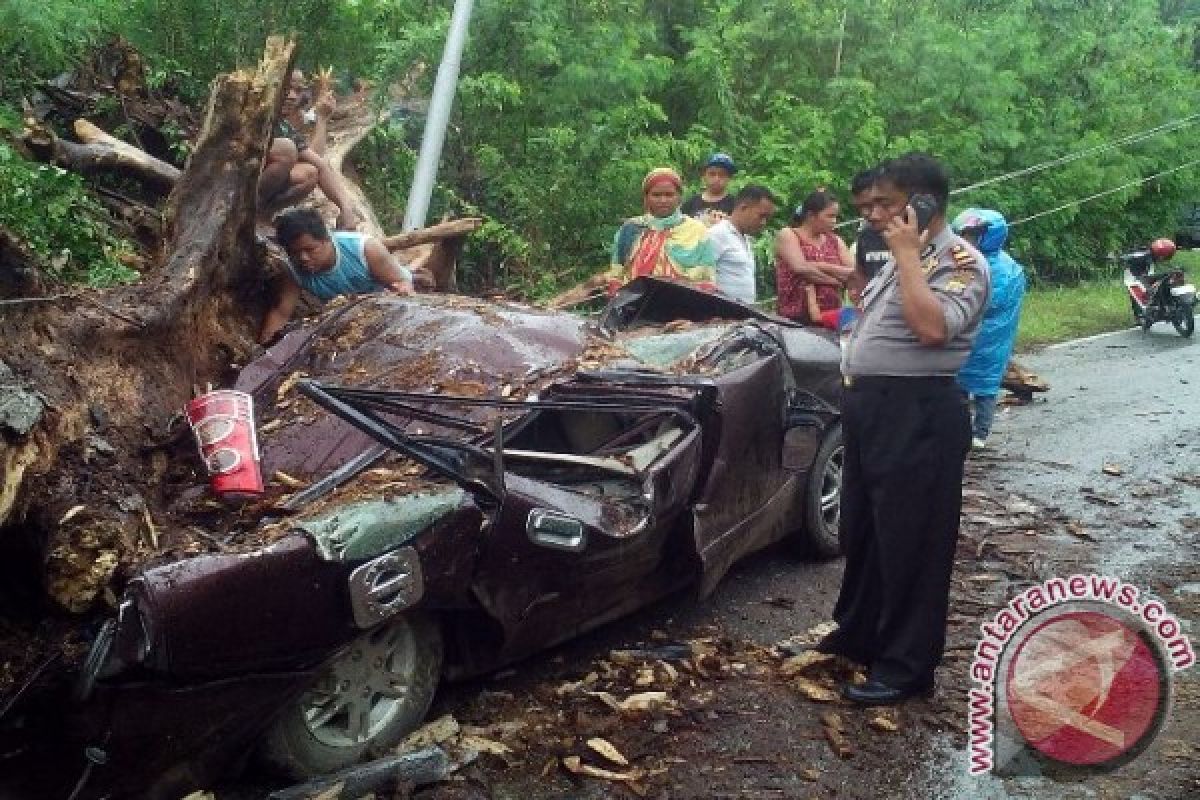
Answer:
xmin=822 ymin=153 xmax=990 ymax=705
xmin=849 ymin=167 xmax=890 ymax=285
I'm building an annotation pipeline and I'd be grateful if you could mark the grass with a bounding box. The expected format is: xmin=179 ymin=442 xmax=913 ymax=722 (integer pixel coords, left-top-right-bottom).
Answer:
xmin=1016 ymin=250 xmax=1199 ymax=350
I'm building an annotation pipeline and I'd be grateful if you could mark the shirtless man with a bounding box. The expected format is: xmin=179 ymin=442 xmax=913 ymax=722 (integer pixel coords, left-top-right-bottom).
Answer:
xmin=258 ymin=70 xmax=361 ymax=230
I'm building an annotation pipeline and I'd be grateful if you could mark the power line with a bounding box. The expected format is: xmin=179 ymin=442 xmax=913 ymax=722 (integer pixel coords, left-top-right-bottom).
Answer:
xmin=1009 ymin=158 xmax=1200 ymax=227
xmin=757 ymin=159 xmax=1200 ymax=308
xmin=831 ymin=112 xmax=1200 ymax=229
xmin=951 ymin=113 xmax=1200 ymax=197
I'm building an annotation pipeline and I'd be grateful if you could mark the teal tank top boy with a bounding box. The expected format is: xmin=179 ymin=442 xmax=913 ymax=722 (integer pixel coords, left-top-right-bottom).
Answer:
xmin=288 ymin=232 xmax=383 ymax=301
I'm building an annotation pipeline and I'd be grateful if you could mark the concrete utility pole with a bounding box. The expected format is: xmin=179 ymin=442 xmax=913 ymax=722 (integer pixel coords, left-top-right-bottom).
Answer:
xmin=402 ymin=0 xmax=476 ymax=232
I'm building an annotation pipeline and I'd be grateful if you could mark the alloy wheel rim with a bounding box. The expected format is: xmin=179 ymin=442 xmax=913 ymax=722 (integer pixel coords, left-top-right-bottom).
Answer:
xmin=301 ymin=621 xmax=417 ymax=747
xmin=820 ymin=445 xmax=844 ymax=533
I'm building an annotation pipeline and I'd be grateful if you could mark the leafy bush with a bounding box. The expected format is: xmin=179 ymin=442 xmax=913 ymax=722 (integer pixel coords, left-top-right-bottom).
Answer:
xmin=0 ymin=144 xmax=138 ymax=287
xmin=0 ymin=0 xmax=121 ymax=98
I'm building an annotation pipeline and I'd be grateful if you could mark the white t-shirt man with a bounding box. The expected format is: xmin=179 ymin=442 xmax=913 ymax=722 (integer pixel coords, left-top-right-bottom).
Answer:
xmin=708 ymin=218 xmax=757 ymax=304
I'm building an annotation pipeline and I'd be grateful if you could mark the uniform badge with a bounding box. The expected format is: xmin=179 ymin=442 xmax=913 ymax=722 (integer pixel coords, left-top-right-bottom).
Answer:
xmin=943 ymin=266 xmax=975 ymax=294
xmin=951 ymin=245 xmax=975 ymax=268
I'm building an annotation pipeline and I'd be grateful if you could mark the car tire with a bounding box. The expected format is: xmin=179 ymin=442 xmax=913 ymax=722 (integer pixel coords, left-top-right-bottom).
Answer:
xmin=259 ymin=613 xmax=442 ymax=779
xmin=796 ymin=422 xmax=844 ymax=558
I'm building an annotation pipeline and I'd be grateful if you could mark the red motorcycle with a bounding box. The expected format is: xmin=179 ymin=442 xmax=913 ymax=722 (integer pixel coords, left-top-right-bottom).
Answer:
xmin=1120 ymin=238 xmax=1195 ymax=337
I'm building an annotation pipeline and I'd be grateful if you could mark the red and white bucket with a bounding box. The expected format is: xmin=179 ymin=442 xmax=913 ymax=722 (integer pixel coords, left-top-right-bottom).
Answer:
xmin=185 ymin=389 xmax=264 ymax=497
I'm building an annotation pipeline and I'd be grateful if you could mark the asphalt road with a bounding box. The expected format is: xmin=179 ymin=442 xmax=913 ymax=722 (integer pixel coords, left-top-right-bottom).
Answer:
xmin=992 ymin=321 xmax=1199 ymax=575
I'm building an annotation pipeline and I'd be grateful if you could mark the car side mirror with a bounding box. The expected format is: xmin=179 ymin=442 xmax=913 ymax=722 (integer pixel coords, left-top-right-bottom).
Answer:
xmin=526 ymin=509 xmax=586 ymax=552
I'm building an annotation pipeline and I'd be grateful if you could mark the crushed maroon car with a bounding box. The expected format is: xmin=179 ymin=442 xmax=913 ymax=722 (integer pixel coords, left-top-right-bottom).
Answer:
xmin=2 ymin=278 xmax=843 ymax=798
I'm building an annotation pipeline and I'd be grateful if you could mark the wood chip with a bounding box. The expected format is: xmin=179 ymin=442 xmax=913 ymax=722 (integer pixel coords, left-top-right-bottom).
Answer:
xmin=59 ymin=504 xmax=87 ymax=525
xmin=586 ymin=737 xmax=629 ymax=767
xmin=823 ymin=727 xmax=854 ymax=758
xmin=401 ymin=714 xmax=460 ymax=749
xmin=275 ymin=370 xmax=306 ymax=401
xmin=1065 ymin=521 xmax=1096 ymax=541
xmin=793 ymin=678 xmax=839 ymax=703
xmin=458 ymin=734 xmax=512 ymax=757
xmin=562 ymin=755 xmax=643 ymax=782
xmin=869 ymin=712 xmax=900 ymax=733
xmin=619 ymin=691 xmax=673 ymax=713
xmin=781 ymin=651 xmax=836 ymax=676
xmin=273 ymin=470 xmax=307 ymax=489
xmin=142 ymin=508 xmax=158 ymax=549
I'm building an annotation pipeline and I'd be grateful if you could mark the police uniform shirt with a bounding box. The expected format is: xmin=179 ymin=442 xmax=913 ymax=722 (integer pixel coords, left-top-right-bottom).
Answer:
xmin=854 ymin=224 xmax=890 ymax=281
xmin=842 ymin=226 xmax=990 ymax=377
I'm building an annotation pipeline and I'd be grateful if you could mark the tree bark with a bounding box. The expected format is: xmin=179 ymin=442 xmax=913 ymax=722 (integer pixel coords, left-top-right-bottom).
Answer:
xmin=21 ymin=118 xmax=181 ymax=193
xmin=382 ymin=217 xmax=482 ymax=251
xmin=0 ymin=226 xmax=46 ymax=299
xmin=0 ymin=37 xmax=295 ymax=636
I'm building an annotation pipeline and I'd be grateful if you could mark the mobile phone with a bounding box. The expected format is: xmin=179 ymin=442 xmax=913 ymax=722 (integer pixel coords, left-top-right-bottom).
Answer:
xmin=909 ymin=193 xmax=938 ymax=233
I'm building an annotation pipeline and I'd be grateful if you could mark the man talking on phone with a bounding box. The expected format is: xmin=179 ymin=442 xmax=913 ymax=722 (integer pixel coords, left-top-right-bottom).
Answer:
xmin=817 ymin=153 xmax=990 ymax=705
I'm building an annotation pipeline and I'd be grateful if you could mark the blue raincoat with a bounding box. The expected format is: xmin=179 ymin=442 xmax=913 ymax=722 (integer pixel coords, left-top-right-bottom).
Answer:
xmin=953 ymin=209 xmax=1026 ymax=397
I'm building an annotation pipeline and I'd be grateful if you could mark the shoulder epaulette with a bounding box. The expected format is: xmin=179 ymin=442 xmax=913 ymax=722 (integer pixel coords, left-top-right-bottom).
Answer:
xmin=951 ymin=244 xmax=976 ymax=267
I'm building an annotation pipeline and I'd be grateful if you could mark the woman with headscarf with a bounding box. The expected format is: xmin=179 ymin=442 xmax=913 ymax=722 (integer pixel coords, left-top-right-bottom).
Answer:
xmin=603 ymin=167 xmax=718 ymax=292
xmin=774 ymin=189 xmax=855 ymax=323
xmin=549 ymin=168 xmax=716 ymax=307
xmin=951 ymin=208 xmax=1027 ymax=448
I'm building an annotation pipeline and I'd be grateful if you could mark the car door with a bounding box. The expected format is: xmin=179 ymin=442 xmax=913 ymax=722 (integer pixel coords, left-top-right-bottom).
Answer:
xmin=689 ymin=351 xmax=798 ymax=595
xmin=468 ymin=396 xmax=704 ymax=662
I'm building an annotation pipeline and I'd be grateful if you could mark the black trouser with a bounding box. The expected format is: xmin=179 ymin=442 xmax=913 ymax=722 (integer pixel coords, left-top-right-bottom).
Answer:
xmin=830 ymin=375 xmax=971 ymax=688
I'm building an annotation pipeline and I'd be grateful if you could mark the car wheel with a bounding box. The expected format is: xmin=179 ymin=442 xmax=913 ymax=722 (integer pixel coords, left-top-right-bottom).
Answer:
xmin=1173 ymin=305 xmax=1195 ymax=337
xmin=260 ymin=613 xmax=442 ymax=779
xmin=797 ymin=422 xmax=844 ymax=558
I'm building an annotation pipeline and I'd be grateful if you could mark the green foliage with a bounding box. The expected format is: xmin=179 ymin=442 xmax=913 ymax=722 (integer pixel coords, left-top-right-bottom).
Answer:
xmin=0 ymin=0 xmax=121 ymax=97
xmin=0 ymin=144 xmax=138 ymax=287
xmin=2 ymin=0 xmax=1199 ymax=296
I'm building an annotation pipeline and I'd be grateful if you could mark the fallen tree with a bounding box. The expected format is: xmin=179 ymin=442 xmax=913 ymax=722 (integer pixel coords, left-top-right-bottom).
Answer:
xmin=0 ymin=38 xmax=305 ymax=698
xmin=21 ymin=52 xmax=472 ymax=292
xmin=0 ymin=36 xmax=487 ymax=702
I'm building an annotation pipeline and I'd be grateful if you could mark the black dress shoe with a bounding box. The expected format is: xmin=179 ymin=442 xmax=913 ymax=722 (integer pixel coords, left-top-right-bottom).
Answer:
xmin=841 ymin=678 xmax=932 ymax=706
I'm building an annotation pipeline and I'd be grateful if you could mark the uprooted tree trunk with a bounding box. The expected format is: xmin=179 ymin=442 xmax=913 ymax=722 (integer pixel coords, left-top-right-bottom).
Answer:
xmin=22 ymin=57 xmax=472 ymax=292
xmin=0 ymin=37 xmax=296 ymax=661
